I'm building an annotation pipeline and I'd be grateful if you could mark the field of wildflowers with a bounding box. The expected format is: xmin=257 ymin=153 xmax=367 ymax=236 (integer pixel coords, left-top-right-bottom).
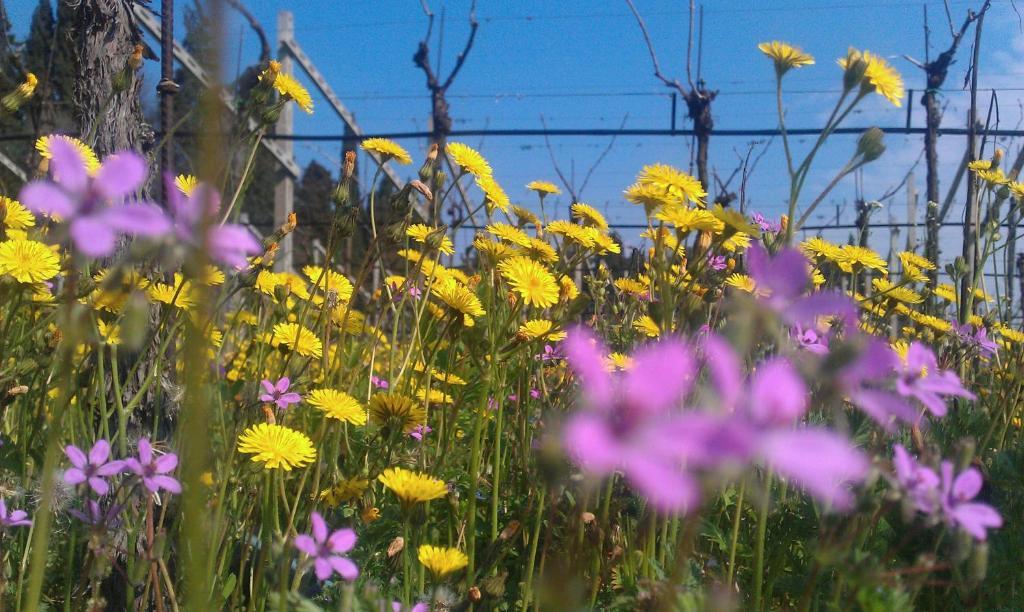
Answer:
xmin=0 ymin=37 xmax=1023 ymax=611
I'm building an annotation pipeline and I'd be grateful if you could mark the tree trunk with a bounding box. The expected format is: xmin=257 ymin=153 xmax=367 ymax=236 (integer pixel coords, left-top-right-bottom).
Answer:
xmin=72 ymin=0 xmax=150 ymax=157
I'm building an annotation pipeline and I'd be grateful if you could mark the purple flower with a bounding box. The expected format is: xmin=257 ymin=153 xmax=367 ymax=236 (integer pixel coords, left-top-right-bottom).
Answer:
xmin=166 ymin=177 xmax=261 ymax=269
xmin=64 ymin=440 xmax=125 ymax=496
xmin=0 ymin=498 xmax=31 ymax=529
xmin=952 ymin=323 xmax=998 ymax=358
xmin=530 ymin=388 xmax=541 ymax=399
xmin=751 ymin=211 xmax=782 ymax=233
xmin=124 ymin=438 xmax=181 ymax=495
xmin=892 ymin=445 xmax=940 ymax=514
xmin=409 ymin=425 xmax=432 ymax=441
xmin=371 ymin=375 xmax=389 ymax=390
xmin=19 ymin=138 xmax=170 ymax=257
xmin=260 ymin=377 xmax=302 ymax=410
xmin=792 ymin=325 xmax=829 ymax=355
xmin=706 ymin=253 xmax=727 ymax=271
xmin=536 ymin=343 xmax=563 ymax=362
xmin=294 ymin=511 xmax=359 ymax=581
xmin=507 ymin=394 xmax=518 ymax=403
xmin=68 ymin=499 xmax=123 ymax=528
xmin=390 ymin=603 xmax=428 ymax=612
xmin=895 ymin=343 xmax=974 ymax=418
xmin=562 ymin=327 xmax=700 ymax=512
xmin=940 ymin=461 xmax=1002 ymax=540
xmin=839 ymin=338 xmax=918 ymax=431
xmin=746 ymin=243 xmax=855 ymax=327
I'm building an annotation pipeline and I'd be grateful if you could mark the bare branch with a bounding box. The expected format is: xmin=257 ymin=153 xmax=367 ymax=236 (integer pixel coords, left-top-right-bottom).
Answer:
xmin=441 ymin=0 xmax=479 ymax=91
xmin=903 ymin=54 xmax=926 ymax=70
xmin=624 ymin=0 xmax=687 ymax=97
xmin=419 ymin=0 xmax=435 ymax=47
xmin=578 ymin=114 xmax=630 ymax=198
xmin=540 ymin=114 xmax=578 ymax=202
xmin=225 ymin=0 xmax=270 ymax=62
xmin=944 ymin=0 xmax=956 ymax=38
xmin=685 ymin=0 xmax=696 ymax=91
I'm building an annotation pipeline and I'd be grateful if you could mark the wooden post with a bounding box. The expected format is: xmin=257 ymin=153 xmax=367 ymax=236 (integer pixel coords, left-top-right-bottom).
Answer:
xmin=906 ymin=172 xmax=918 ymax=252
xmin=274 ymin=11 xmax=296 ymax=272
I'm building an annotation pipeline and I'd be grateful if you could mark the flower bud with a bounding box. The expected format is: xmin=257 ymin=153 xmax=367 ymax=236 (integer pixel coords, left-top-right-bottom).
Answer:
xmin=856 ymin=127 xmax=886 ymax=162
xmin=2 ymin=73 xmax=38 ymax=113
xmin=840 ymin=48 xmax=868 ymax=92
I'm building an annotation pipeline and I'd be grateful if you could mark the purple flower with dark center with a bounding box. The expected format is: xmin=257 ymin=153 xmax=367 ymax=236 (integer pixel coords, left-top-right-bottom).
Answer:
xmin=294 ymin=511 xmax=359 ymax=581
xmin=260 ymin=377 xmax=301 ymax=410
xmin=895 ymin=342 xmax=974 ymax=418
xmin=68 ymin=499 xmax=123 ymax=529
xmin=706 ymin=253 xmax=727 ymax=271
xmin=0 ymin=498 xmax=31 ymax=529
xmin=751 ymin=211 xmax=782 ymax=233
xmin=530 ymin=388 xmax=541 ymax=399
xmin=536 ymin=343 xmax=562 ymax=362
xmin=952 ymin=322 xmax=998 ymax=358
xmin=64 ymin=440 xmax=125 ymax=496
xmin=371 ymin=375 xmax=389 ymax=389
xmin=19 ymin=138 xmax=170 ymax=257
xmin=165 ymin=176 xmax=261 ymax=269
xmin=562 ymin=327 xmax=700 ymax=512
xmin=746 ymin=243 xmax=855 ymax=327
xmin=892 ymin=445 xmax=941 ymax=514
xmin=409 ymin=425 xmax=432 ymax=441
xmin=939 ymin=461 xmax=1002 ymax=540
xmin=793 ymin=325 xmax=829 ymax=355
xmin=124 ymin=439 xmax=181 ymax=495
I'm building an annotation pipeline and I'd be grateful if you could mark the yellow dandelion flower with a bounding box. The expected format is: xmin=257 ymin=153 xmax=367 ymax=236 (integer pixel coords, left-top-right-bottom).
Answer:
xmin=35 ymin=135 xmax=100 ymax=174
xmin=1 ymin=197 xmax=35 ymax=230
xmin=526 ymin=180 xmax=561 ymax=195
xmin=615 ymin=277 xmax=650 ymax=299
xmin=800 ymin=237 xmax=843 ymax=261
xmin=319 ymin=477 xmax=370 ymax=507
xmin=237 ymin=423 xmax=316 ymax=470
xmin=722 ymin=231 xmax=752 ymax=252
xmin=0 ymin=239 xmax=60 ymax=283
xmin=624 ymin=182 xmax=681 ymax=211
xmin=655 ymin=205 xmax=724 ymax=233
xmin=559 ymin=274 xmax=579 ymax=301
xmin=406 ymin=224 xmax=455 ymax=255
xmin=592 ymin=232 xmax=621 ymax=255
xmin=968 ymin=159 xmax=992 ymax=173
xmin=511 ymin=205 xmax=542 ymax=227
xmin=835 ymin=245 xmax=887 ymax=274
xmin=272 ymin=322 xmax=323 ymax=358
xmin=999 ymin=327 xmax=1024 ymax=343
xmin=307 ymin=389 xmax=366 ymax=426
xmin=446 ymin=142 xmax=491 ymax=177
xmin=378 ymin=467 xmax=447 ymax=505
xmin=360 ymin=138 xmax=412 ymax=165
xmin=725 ymin=273 xmax=758 ymax=294
xmin=872 ymin=278 xmax=923 ymax=304
xmin=637 ymin=164 xmax=706 ymax=205
xmin=546 ymin=220 xmax=596 ymax=248
xmin=571 ymin=202 xmax=608 ymax=229
xmin=498 ymin=256 xmax=559 ymax=308
xmin=416 ymin=387 xmax=452 ymax=405
xmin=758 ymin=41 xmax=815 ymax=75
xmin=97 ymin=320 xmax=121 ymax=346
xmin=977 ymin=168 xmax=1009 ymax=185
xmin=473 ymin=236 xmax=519 ymax=262
xmin=260 ymin=61 xmax=313 ymax=113
xmin=418 ymin=545 xmax=469 ymax=578
xmin=175 ymin=174 xmax=198 ymax=196
xmin=486 ymin=222 xmax=532 ymax=248
xmin=517 ymin=319 xmax=567 ymax=342
xmin=300 ymin=266 xmax=353 ymax=302
xmin=907 ymin=310 xmax=953 ymax=333
xmin=933 ymin=283 xmax=957 ymax=302
xmin=369 ymin=393 xmax=426 ymax=433
xmin=605 ymin=352 xmax=633 ymax=371
xmin=898 ymin=251 xmax=936 ymax=271
xmin=523 ymin=237 xmax=558 ymax=264
xmin=432 ymin=279 xmax=486 ymax=318
xmin=476 ymin=175 xmax=510 ymax=213
xmin=634 ymin=315 xmax=660 ymax=338
xmin=839 ymin=49 xmax=904 ymax=107
xmin=148 ymin=277 xmax=196 ymax=310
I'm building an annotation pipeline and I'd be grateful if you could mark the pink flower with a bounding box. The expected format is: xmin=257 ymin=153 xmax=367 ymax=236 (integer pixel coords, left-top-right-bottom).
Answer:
xmin=294 ymin=512 xmax=358 ymax=581
xmin=165 ymin=176 xmax=261 ymax=269
xmin=895 ymin=343 xmax=975 ymax=418
xmin=64 ymin=440 xmax=125 ymax=496
xmin=260 ymin=377 xmax=301 ymax=409
xmin=0 ymin=498 xmax=31 ymax=530
xmin=124 ymin=439 xmax=180 ymax=495
xmin=940 ymin=461 xmax=1002 ymax=541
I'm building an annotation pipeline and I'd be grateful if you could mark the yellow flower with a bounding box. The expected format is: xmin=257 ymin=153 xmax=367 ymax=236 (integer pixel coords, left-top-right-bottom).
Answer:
xmin=559 ymin=274 xmax=579 ymax=301
xmin=307 ymin=389 xmax=366 ymax=425
xmin=546 ymin=220 xmax=596 ymax=249
xmin=523 ymin=237 xmax=558 ymax=264
xmin=2 ymin=73 xmax=37 ymax=111
xmin=302 ymin=265 xmax=353 ymax=301
xmin=907 ymin=310 xmax=952 ymax=333
xmin=35 ymin=135 xmax=100 ymax=174
xmin=839 ymin=49 xmax=904 ymax=107
xmin=175 ymin=174 xmax=198 ymax=196
xmin=446 ymin=142 xmax=491 ymax=177
xmin=272 ymin=322 xmax=323 ymax=358
xmin=517 ymin=319 xmax=567 ymax=342
xmin=615 ymin=277 xmax=650 ymax=299
xmin=634 ymin=315 xmax=660 ymax=338
xmin=1 ymin=197 xmax=35 ymax=230
xmin=360 ymin=138 xmax=412 ymax=164
xmin=592 ymin=231 xmax=621 ymax=255
xmin=473 ymin=236 xmax=519 ymax=262
xmin=968 ymin=159 xmax=992 ymax=173
xmin=624 ymin=182 xmax=680 ymax=211
xmin=0 ymin=239 xmax=60 ymax=283
xmin=407 ymin=224 xmax=455 ymax=255
xmin=418 ymin=545 xmax=469 ymax=578
xmin=999 ymin=327 xmax=1024 ymax=343
xmin=871 ymin=278 xmax=923 ymax=304
xmin=526 ymin=180 xmax=561 ymax=195
xmin=758 ymin=41 xmax=814 ymax=75
xmin=896 ymin=251 xmax=934 ymax=271
xmin=512 ymin=205 xmax=542 ymax=227
xmin=318 ymin=477 xmax=370 ymax=507
xmin=933 ymin=283 xmax=957 ymax=302
xmin=486 ymin=223 xmax=532 ymax=248
xmin=498 ymin=256 xmax=559 ymax=308
xmin=369 ymin=393 xmax=426 ymax=432
xmin=636 ymin=164 xmax=706 ymax=206
xmin=432 ymin=279 xmax=486 ymax=318
xmin=237 ymin=423 xmax=316 ymax=470
xmin=835 ymin=245 xmax=887 ymax=274
xmin=378 ymin=467 xmax=447 ymax=505
xmin=97 ymin=320 xmax=121 ymax=346
xmin=260 ymin=60 xmax=313 ymax=113
xmin=416 ymin=387 xmax=452 ymax=405
xmin=977 ymin=168 xmax=1009 ymax=185
xmin=800 ymin=237 xmax=842 ymax=261
xmin=476 ymin=175 xmax=510 ymax=213
xmin=605 ymin=352 xmax=633 ymax=371
xmin=655 ymin=206 xmax=724 ymax=233
xmin=148 ymin=277 xmax=196 ymax=310
xmin=571 ymin=203 xmax=608 ymax=230
xmin=725 ymin=273 xmax=758 ymax=294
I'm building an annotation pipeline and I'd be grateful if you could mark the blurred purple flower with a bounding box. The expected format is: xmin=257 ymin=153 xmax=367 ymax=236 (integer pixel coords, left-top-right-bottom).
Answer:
xmin=562 ymin=327 xmax=700 ymax=513
xmin=751 ymin=211 xmax=782 ymax=233
xmin=940 ymin=461 xmax=1002 ymax=540
xmin=952 ymin=322 xmax=998 ymax=358
xmin=838 ymin=338 xmax=918 ymax=431
xmin=895 ymin=343 xmax=974 ymax=418
xmin=409 ymin=425 xmax=432 ymax=441
xmin=260 ymin=377 xmax=301 ymax=410
xmin=746 ymin=243 xmax=855 ymax=326
xmin=19 ymin=138 xmax=169 ymax=257
xmin=371 ymin=375 xmax=389 ymax=390
xmin=0 ymin=498 xmax=31 ymax=529
xmin=892 ymin=445 xmax=940 ymax=514
xmin=64 ymin=440 xmax=124 ymax=496
xmin=793 ymin=325 xmax=829 ymax=355
xmin=536 ymin=343 xmax=562 ymax=362
xmin=530 ymin=388 xmax=541 ymax=399
xmin=391 ymin=603 xmax=428 ymax=612
xmin=68 ymin=499 xmax=123 ymax=528
xmin=166 ymin=177 xmax=261 ymax=269
xmin=706 ymin=253 xmax=727 ymax=271
xmin=124 ymin=438 xmax=180 ymax=495
xmin=294 ymin=511 xmax=359 ymax=581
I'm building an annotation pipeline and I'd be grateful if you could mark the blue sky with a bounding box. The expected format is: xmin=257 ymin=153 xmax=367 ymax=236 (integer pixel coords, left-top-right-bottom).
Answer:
xmin=9 ymin=0 xmax=1024 ymax=259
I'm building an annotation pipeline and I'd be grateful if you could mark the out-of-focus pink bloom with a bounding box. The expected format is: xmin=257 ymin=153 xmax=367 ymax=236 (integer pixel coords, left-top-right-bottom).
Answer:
xmin=64 ymin=440 xmax=125 ymax=496
xmin=0 ymin=498 xmax=31 ymax=529
xmin=706 ymin=253 xmax=727 ymax=271
xmin=838 ymin=338 xmax=918 ymax=431
xmin=793 ymin=325 xmax=829 ymax=354
xmin=409 ymin=425 xmax=432 ymax=441
xmin=751 ymin=211 xmax=782 ymax=233
xmin=260 ymin=377 xmax=301 ymax=410
xmin=294 ymin=511 xmax=358 ymax=581
xmin=536 ymin=344 xmax=562 ymax=361
xmin=68 ymin=499 xmax=123 ymax=528
xmin=19 ymin=139 xmax=169 ymax=257
xmin=746 ymin=243 xmax=855 ymax=327
xmin=952 ymin=322 xmax=998 ymax=358
xmin=892 ymin=444 xmax=941 ymax=513
xmin=940 ymin=461 xmax=1002 ymax=541
xmin=124 ymin=438 xmax=180 ymax=495
xmin=530 ymin=388 xmax=541 ymax=399
xmin=371 ymin=375 xmax=389 ymax=389
xmin=165 ymin=176 xmax=261 ymax=269
xmin=895 ymin=342 xmax=974 ymax=418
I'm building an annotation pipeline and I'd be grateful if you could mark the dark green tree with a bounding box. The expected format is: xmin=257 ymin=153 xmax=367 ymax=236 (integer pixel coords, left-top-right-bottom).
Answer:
xmin=293 ymin=160 xmax=335 ymax=267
